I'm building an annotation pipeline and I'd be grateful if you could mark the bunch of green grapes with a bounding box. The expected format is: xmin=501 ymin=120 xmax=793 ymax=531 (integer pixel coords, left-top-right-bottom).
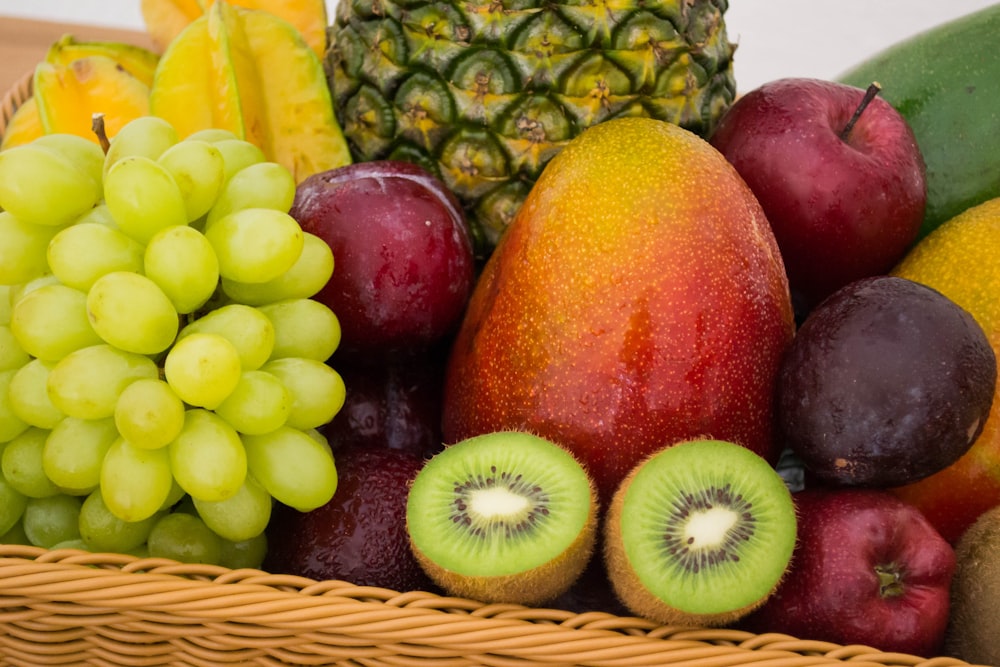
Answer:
xmin=0 ymin=117 xmax=344 ymax=567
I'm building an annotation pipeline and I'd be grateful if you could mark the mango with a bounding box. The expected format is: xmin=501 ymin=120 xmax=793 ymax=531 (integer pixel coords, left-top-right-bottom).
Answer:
xmin=141 ymin=0 xmax=328 ymax=59
xmin=441 ymin=117 xmax=795 ymax=506
xmin=33 ymin=55 xmax=151 ymax=142
xmin=150 ymin=1 xmax=351 ymax=182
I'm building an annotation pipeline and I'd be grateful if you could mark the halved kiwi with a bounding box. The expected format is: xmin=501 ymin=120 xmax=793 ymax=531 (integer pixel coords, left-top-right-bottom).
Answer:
xmin=405 ymin=430 xmax=598 ymax=605
xmin=604 ymin=438 xmax=796 ymax=627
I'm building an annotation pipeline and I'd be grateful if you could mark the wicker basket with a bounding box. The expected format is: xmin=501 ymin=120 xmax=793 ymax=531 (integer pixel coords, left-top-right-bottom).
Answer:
xmin=0 ymin=75 xmax=985 ymax=667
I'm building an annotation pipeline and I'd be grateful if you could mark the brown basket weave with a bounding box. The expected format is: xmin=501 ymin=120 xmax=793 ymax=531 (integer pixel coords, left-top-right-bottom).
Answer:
xmin=0 ymin=75 xmax=985 ymax=667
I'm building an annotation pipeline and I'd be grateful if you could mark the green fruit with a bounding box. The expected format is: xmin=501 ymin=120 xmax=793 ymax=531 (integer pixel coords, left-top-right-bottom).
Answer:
xmin=405 ymin=431 xmax=598 ymax=606
xmin=946 ymin=504 xmax=1000 ymax=664
xmin=603 ymin=439 xmax=797 ymax=627
xmin=837 ymin=4 xmax=1000 ymax=240
xmin=327 ymin=0 xmax=737 ymax=255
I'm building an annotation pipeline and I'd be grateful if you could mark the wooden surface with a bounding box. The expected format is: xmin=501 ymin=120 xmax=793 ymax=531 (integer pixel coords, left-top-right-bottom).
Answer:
xmin=0 ymin=16 xmax=154 ymax=95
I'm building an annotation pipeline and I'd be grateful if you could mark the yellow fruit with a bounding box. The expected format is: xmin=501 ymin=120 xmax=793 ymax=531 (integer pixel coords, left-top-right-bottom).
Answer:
xmin=0 ymin=98 xmax=44 ymax=150
xmin=141 ymin=0 xmax=328 ymax=59
xmin=890 ymin=196 xmax=1000 ymax=544
xmin=33 ymin=56 xmax=151 ymax=142
xmin=150 ymin=1 xmax=351 ymax=182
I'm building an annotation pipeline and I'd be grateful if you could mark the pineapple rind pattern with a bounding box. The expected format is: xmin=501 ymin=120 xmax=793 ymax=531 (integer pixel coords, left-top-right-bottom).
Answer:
xmin=328 ymin=0 xmax=736 ymax=256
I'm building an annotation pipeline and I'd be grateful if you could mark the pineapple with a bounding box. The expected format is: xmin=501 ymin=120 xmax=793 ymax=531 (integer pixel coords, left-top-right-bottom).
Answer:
xmin=327 ymin=0 xmax=737 ymax=256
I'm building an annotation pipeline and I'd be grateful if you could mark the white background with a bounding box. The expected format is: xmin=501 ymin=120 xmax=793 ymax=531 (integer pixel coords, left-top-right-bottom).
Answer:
xmin=0 ymin=1 xmax=996 ymax=92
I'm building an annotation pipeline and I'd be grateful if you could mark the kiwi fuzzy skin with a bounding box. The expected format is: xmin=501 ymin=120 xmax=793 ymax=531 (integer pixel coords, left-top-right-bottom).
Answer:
xmin=411 ymin=506 xmax=598 ymax=606
xmin=603 ymin=441 xmax=790 ymax=627
xmin=946 ymin=504 xmax=1000 ymax=663
xmin=406 ymin=432 xmax=600 ymax=606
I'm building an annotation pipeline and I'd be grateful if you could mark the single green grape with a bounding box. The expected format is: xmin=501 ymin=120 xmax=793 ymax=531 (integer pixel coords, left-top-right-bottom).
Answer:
xmin=192 ymin=473 xmax=271 ymax=542
xmin=214 ymin=370 xmax=291 ymax=435
xmin=259 ymin=298 xmax=341 ymax=362
xmin=22 ymin=493 xmax=83 ymax=548
xmin=261 ymin=358 xmax=347 ymax=431
xmin=2 ymin=427 xmax=59 ymax=498
xmin=221 ymin=232 xmax=335 ymax=305
xmin=103 ymin=115 xmax=179 ymax=177
xmin=144 ymin=225 xmax=220 ymax=315
xmin=0 ymin=518 xmax=30 ymax=545
xmin=100 ymin=437 xmax=174 ymax=523
xmin=164 ymin=333 xmax=242 ymax=409
xmin=0 ymin=324 xmax=31 ymax=372
xmin=32 ymin=134 xmax=105 ymax=191
xmin=213 ymin=139 xmax=266 ymax=184
xmin=204 ymin=208 xmax=303 ymax=284
xmin=87 ymin=271 xmax=180 ymax=355
xmin=205 ymin=161 xmax=297 ymax=228
xmin=0 ymin=369 xmax=30 ymax=443
xmin=0 ymin=471 xmax=28 ymax=535
xmin=47 ymin=222 xmax=145 ymax=292
xmin=115 ymin=378 xmax=185 ymax=450
xmin=219 ymin=532 xmax=268 ymax=570
xmin=42 ymin=417 xmax=118 ymax=495
xmin=185 ymin=128 xmax=240 ymax=144
xmin=0 ymin=144 xmax=102 ymax=227
xmin=176 ymin=304 xmax=274 ymax=371
xmin=168 ymin=409 xmax=247 ymax=503
xmin=79 ymin=489 xmax=163 ymax=554
xmin=148 ymin=511 xmax=223 ymax=565
xmin=243 ymin=425 xmax=337 ymax=512
xmin=0 ymin=210 xmax=62 ymax=285
xmin=157 ymin=139 xmax=226 ymax=223
xmin=104 ymin=155 xmax=188 ymax=244
xmin=10 ymin=283 xmax=104 ymax=362
xmin=8 ymin=358 xmax=64 ymax=429
xmin=47 ymin=344 xmax=159 ymax=420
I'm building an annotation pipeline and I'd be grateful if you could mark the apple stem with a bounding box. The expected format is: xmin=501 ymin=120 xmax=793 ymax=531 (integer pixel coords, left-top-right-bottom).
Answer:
xmin=875 ymin=564 xmax=904 ymax=598
xmin=839 ymin=82 xmax=883 ymax=142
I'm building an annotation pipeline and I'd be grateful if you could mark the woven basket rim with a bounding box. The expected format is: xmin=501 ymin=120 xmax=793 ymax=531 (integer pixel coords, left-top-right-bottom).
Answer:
xmin=0 ymin=544 xmax=982 ymax=667
xmin=0 ymin=69 xmax=33 ymax=138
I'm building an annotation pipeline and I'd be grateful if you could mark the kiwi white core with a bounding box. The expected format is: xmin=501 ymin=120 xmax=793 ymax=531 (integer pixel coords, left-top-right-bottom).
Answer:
xmin=684 ymin=507 xmax=739 ymax=548
xmin=470 ymin=487 xmax=531 ymax=521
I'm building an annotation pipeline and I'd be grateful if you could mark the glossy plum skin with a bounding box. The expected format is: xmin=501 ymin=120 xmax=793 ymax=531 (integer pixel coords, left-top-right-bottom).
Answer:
xmin=289 ymin=161 xmax=475 ymax=358
xmin=740 ymin=488 xmax=955 ymax=657
xmin=263 ymin=444 xmax=438 ymax=594
xmin=709 ymin=78 xmax=927 ymax=314
xmin=320 ymin=353 xmax=446 ymax=459
xmin=777 ymin=276 xmax=996 ymax=489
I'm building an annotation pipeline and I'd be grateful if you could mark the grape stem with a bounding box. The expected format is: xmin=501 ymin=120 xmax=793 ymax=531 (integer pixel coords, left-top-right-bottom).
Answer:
xmin=92 ymin=113 xmax=111 ymax=154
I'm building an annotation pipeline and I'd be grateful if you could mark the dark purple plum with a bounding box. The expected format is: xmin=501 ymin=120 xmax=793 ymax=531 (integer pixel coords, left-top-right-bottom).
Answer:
xmin=777 ymin=275 xmax=996 ymax=488
xmin=264 ymin=444 xmax=438 ymax=594
xmin=320 ymin=352 xmax=445 ymax=458
xmin=290 ymin=161 xmax=475 ymax=358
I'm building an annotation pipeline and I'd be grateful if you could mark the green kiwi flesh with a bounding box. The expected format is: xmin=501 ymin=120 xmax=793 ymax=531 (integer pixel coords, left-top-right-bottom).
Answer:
xmin=946 ymin=504 xmax=1000 ymax=664
xmin=406 ymin=430 xmax=598 ymax=605
xmin=604 ymin=439 xmax=796 ymax=627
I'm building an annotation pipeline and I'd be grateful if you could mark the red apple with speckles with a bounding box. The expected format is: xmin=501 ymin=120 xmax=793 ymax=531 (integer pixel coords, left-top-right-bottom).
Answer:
xmin=709 ymin=78 xmax=926 ymax=314
xmin=440 ymin=118 xmax=796 ymax=507
xmin=740 ymin=488 xmax=955 ymax=657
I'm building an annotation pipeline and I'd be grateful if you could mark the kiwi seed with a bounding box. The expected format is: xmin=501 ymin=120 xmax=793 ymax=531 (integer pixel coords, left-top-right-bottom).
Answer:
xmin=603 ymin=438 xmax=796 ymax=627
xmin=405 ymin=430 xmax=598 ymax=606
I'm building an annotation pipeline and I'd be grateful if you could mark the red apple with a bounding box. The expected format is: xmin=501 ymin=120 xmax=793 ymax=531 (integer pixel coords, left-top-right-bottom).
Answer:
xmin=709 ymin=78 xmax=926 ymax=313
xmin=740 ymin=487 xmax=955 ymax=657
xmin=289 ymin=161 xmax=475 ymax=359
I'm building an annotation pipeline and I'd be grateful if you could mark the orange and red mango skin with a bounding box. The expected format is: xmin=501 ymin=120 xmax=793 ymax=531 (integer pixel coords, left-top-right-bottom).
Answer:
xmin=440 ymin=118 xmax=796 ymax=508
